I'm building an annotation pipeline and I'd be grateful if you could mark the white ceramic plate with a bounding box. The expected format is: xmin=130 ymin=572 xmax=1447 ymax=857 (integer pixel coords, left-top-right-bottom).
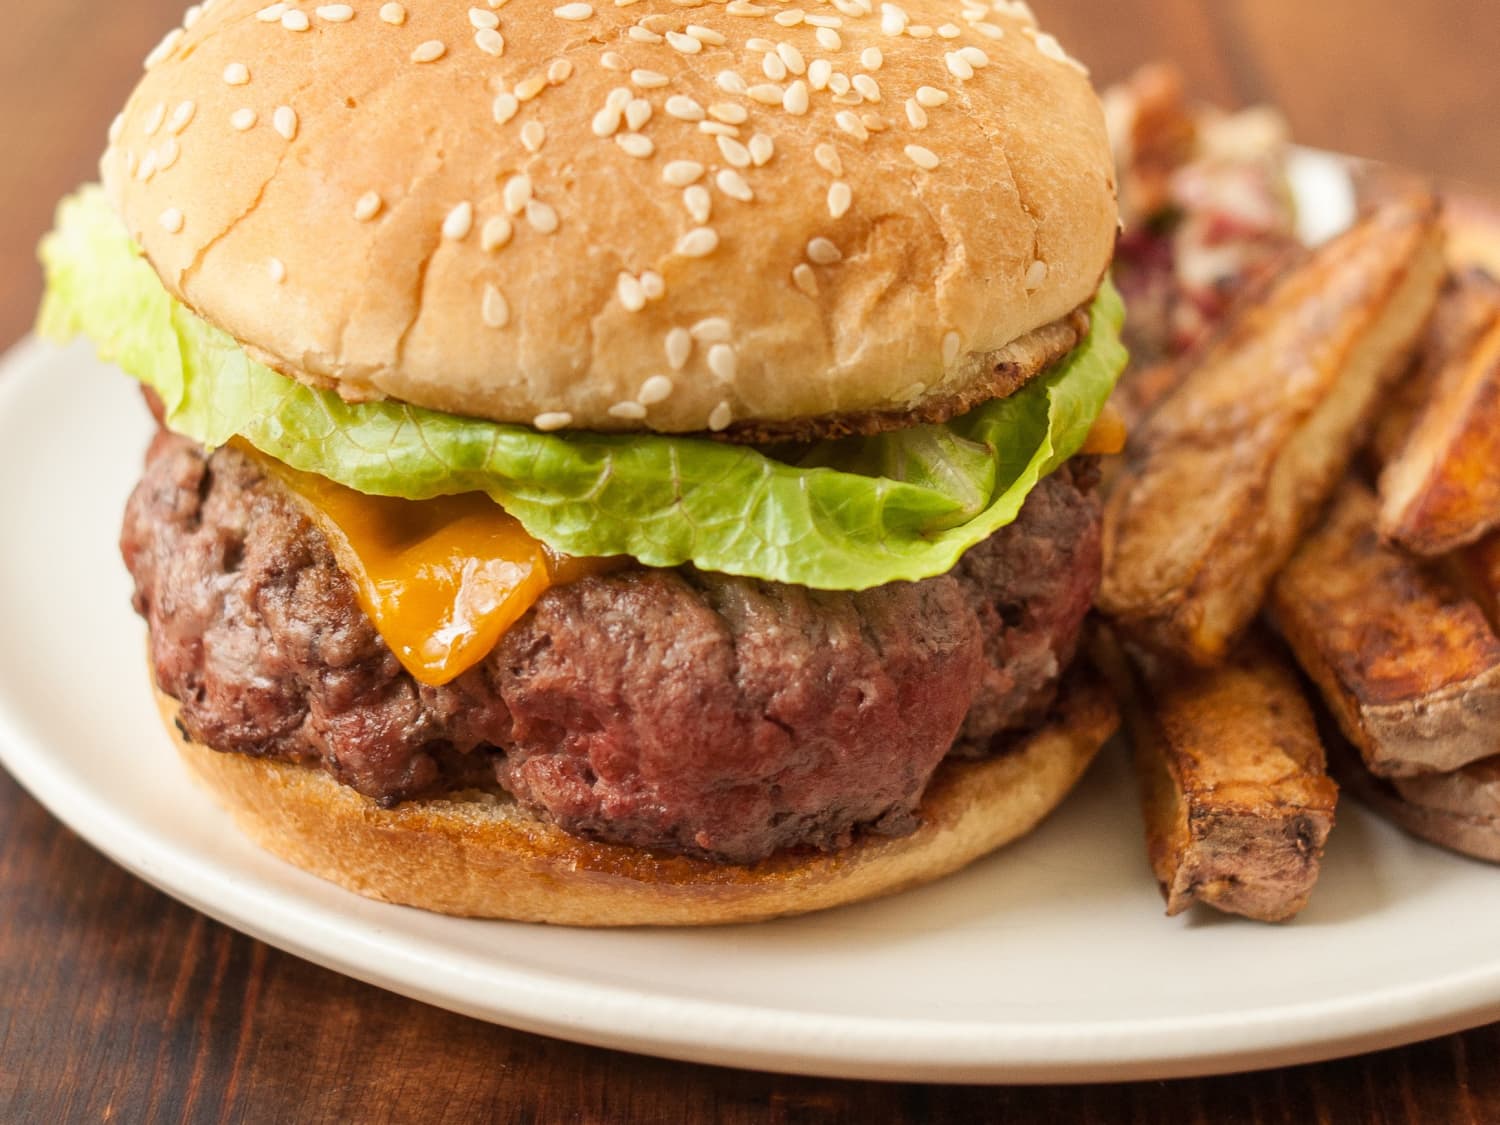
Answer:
xmin=7 ymin=154 xmax=1500 ymax=1085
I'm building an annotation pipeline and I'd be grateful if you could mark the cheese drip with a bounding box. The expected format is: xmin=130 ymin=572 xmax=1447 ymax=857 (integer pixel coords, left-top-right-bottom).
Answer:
xmin=249 ymin=445 xmax=611 ymax=686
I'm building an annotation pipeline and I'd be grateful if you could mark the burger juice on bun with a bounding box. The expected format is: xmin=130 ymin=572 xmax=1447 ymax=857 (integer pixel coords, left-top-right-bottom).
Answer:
xmin=40 ymin=0 xmax=1126 ymax=924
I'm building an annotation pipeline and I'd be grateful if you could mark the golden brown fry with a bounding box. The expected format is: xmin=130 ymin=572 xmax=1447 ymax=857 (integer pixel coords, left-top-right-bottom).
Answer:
xmin=1269 ymin=480 xmax=1500 ymax=778
xmin=1369 ymin=269 xmax=1500 ymax=468
xmin=1378 ymin=311 xmax=1500 ymax=555
xmin=1099 ymin=195 xmax=1446 ymax=666
xmin=1093 ymin=627 xmax=1337 ymax=924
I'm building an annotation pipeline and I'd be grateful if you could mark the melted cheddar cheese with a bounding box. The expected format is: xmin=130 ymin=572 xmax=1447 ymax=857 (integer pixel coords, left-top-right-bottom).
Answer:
xmin=246 ymin=445 xmax=612 ymax=686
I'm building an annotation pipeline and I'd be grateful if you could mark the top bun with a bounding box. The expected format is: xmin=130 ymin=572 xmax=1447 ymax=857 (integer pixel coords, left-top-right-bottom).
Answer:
xmin=102 ymin=0 xmax=1117 ymax=435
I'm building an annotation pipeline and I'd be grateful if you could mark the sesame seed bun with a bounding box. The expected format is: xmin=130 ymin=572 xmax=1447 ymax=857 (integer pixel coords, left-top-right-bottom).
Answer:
xmin=155 ymin=673 xmax=1118 ymax=926
xmin=103 ymin=0 xmax=1117 ymax=436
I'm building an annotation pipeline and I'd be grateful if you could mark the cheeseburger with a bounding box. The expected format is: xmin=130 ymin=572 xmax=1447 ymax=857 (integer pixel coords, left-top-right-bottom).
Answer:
xmin=40 ymin=0 xmax=1125 ymax=924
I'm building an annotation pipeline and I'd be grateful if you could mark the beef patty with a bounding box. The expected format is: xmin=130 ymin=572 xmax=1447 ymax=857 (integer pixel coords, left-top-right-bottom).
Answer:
xmin=122 ymin=432 xmax=1102 ymax=864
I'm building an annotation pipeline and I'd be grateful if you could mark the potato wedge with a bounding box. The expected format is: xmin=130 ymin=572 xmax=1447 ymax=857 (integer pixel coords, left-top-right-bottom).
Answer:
xmin=1093 ymin=627 xmax=1337 ymax=923
xmin=1269 ymin=480 xmax=1500 ymax=778
xmin=1369 ymin=269 xmax=1500 ymax=468
xmin=1100 ymin=195 xmax=1446 ymax=667
xmin=1378 ymin=309 xmax=1500 ymax=555
xmin=1331 ymin=737 xmax=1500 ymax=863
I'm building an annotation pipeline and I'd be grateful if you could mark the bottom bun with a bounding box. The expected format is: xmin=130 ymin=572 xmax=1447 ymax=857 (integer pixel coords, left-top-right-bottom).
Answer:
xmin=155 ymin=674 xmax=1118 ymax=926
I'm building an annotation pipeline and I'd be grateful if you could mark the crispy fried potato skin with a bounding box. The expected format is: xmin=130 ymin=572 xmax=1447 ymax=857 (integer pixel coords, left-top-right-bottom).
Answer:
xmin=1094 ymin=628 xmax=1337 ymax=923
xmin=1269 ymin=481 xmax=1500 ymax=778
xmin=1099 ymin=196 xmax=1446 ymax=667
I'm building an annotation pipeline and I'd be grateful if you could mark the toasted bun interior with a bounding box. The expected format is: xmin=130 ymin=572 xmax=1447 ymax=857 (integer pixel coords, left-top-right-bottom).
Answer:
xmin=155 ymin=674 xmax=1118 ymax=926
xmin=105 ymin=0 xmax=1116 ymax=435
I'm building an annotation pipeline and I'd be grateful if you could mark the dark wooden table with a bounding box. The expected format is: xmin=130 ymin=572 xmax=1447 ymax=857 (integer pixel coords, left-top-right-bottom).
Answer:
xmin=4 ymin=3 xmax=1499 ymax=1120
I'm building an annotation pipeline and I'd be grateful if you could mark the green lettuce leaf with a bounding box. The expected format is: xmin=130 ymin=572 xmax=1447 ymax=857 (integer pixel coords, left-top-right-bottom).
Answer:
xmin=39 ymin=186 xmax=1126 ymax=590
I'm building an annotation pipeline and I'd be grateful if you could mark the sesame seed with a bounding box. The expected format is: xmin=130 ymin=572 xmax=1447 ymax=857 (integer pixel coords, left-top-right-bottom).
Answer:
xmin=686 ymin=24 xmax=726 ymax=45
xmin=976 ymin=21 xmax=1005 ymax=38
xmin=716 ymin=136 xmax=751 ymax=167
xmin=318 ymin=4 xmax=355 ymax=21
xmin=184 ymin=4 xmax=204 ymax=29
xmin=906 ymin=24 xmax=934 ymax=38
xmin=828 ymin=72 xmax=852 ymax=96
xmin=412 ymin=40 xmax=447 ymax=63
xmin=684 ymin=185 xmax=712 ymax=223
xmin=792 ymin=263 xmax=818 ymax=296
xmin=273 ymin=106 xmax=298 ymax=141
xmin=158 ymin=208 xmax=184 ymax=234
xmin=108 ymin=114 xmax=125 ymax=144
xmin=666 ymin=95 xmax=705 ymax=121
xmin=779 ymin=80 xmax=809 ymax=116
xmin=805 ymin=13 xmax=843 ymax=28
xmin=223 ymin=63 xmax=250 ymax=86
xmin=905 ymin=99 xmax=927 ymax=128
xmin=664 ymin=160 xmax=705 ymax=186
xmin=591 ymin=105 xmax=622 ymax=136
xmin=716 ymin=168 xmax=753 ymax=202
xmin=256 ymin=4 xmax=288 ymax=23
xmin=1025 ymin=260 xmax=1049 ymax=289
xmin=609 ymin=401 xmax=648 ymax=421
xmin=631 ymin=69 xmax=669 ymax=89
xmin=772 ymin=8 xmax=803 ymax=25
xmin=640 ymin=271 xmax=665 ymax=300
xmin=144 ymin=102 xmax=167 ymax=136
xmin=708 ymin=102 xmax=748 ymax=125
xmin=627 ymin=25 xmax=663 ymax=43
xmin=268 ymin=258 xmax=287 ymax=283
xmin=379 ymin=3 xmax=407 ymax=25
xmin=904 ymin=143 xmax=939 ymax=170
xmin=443 ymin=202 xmax=474 ymax=241
xmin=503 ymin=174 xmax=532 ymax=214
xmin=470 ymin=7 xmax=500 ymax=28
xmin=676 ymin=227 xmax=720 ymax=258
xmin=136 ymin=151 xmax=158 ymax=182
xmin=625 ymin=97 xmax=652 ymax=130
xmin=915 ymin=85 xmax=948 ymax=107
xmin=692 ymin=318 xmax=732 ymax=342
xmin=607 ymin=87 xmax=633 ymax=110
xmin=808 ymin=59 xmax=832 ymax=90
xmin=762 ymin=53 xmax=788 ymax=81
xmin=281 ymin=10 xmax=311 ymax=31
xmin=726 ymin=0 xmax=767 ymax=14
xmin=827 ymin=181 xmax=851 ymax=218
xmin=747 ymin=84 xmax=784 ymax=106
xmin=958 ymin=45 xmax=990 ymax=67
xmin=493 ymin=93 xmax=520 ymax=125
xmin=168 ymin=100 xmax=196 ymax=135
xmin=747 ymin=38 xmax=776 ymax=52
xmin=534 ymin=412 xmax=573 ymax=432
xmin=748 ymin=133 xmax=773 ymax=165
xmin=666 ymin=31 xmax=702 ymax=54
xmin=521 ymin=121 xmax=546 ymax=152
xmin=230 ymin=108 xmax=258 ymax=131
xmin=617 ymin=273 xmax=647 ymax=311
xmin=707 ymin=344 xmax=737 ymax=380
xmin=639 ymin=375 xmax=675 ymax=404
xmin=548 ymin=59 xmax=574 ymax=83
xmin=834 ymin=111 xmax=867 ymax=141
xmin=708 ymin=402 xmax=733 ymax=432
xmin=938 ymin=22 xmax=960 ymax=38
xmin=852 ymin=74 xmax=881 ymax=101
xmin=945 ymin=51 xmax=974 ymax=80
xmin=879 ymin=3 xmax=908 ymax=35
xmin=526 ymin=200 xmax=559 ymax=233
xmin=942 ymin=331 xmax=961 ymax=364
xmin=354 ymin=192 xmax=383 ymax=221
xmin=716 ymin=70 xmax=748 ymax=95
xmin=553 ymin=2 xmax=593 ymax=18
xmin=665 ymin=328 xmax=692 ymax=369
xmin=145 ymin=26 xmax=184 ymax=68
xmin=813 ymin=144 xmax=842 ymax=175
xmin=481 ymin=216 xmax=513 ymax=251
xmin=859 ymin=47 xmax=883 ymax=71
xmin=616 ymin=133 xmax=654 ymax=158
xmin=515 ymin=74 xmax=547 ymax=101
xmin=601 ymin=51 xmax=627 ymax=70
xmin=699 ymin=121 xmax=739 ymax=137
xmin=776 ymin=42 xmax=806 ymax=75
xmin=475 ymin=28 xmax=505 ymax=55
xmin=815 ymin=27 xmax=841 ymax=50
xmin=806 ymin=237 xmax=841 ymax=264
